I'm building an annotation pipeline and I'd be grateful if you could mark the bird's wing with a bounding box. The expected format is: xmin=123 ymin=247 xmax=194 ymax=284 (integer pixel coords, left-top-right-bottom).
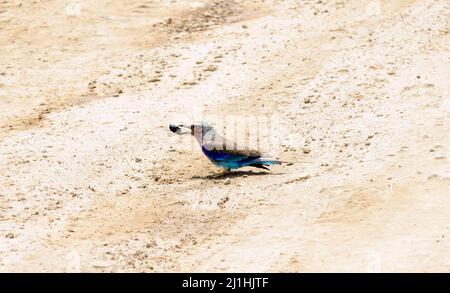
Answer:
xmin=203 ymin=134 xmax=261 ymax=161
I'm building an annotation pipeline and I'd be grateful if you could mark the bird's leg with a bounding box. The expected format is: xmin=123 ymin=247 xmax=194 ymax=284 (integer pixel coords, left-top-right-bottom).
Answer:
xmin=213 ymin=168 xmax=230 ymax=177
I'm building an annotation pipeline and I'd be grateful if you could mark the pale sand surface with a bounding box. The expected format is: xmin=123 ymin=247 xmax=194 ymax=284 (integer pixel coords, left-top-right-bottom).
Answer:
xmin=0 ymin=0 xmax=449 ymax=272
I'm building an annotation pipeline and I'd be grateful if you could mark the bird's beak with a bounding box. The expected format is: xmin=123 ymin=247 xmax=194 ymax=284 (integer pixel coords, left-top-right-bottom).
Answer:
xmin=169 ymin=124 xmax=191 ymax=135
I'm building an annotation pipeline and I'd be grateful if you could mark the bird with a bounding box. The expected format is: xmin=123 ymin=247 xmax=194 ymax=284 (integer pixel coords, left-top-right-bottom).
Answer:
xmin=169 ymin=122 xmax=287 ymax=175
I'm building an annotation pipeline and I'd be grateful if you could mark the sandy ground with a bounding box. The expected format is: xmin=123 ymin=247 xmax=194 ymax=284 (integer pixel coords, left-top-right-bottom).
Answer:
xmin=0 ymin=0 xmax=449 ymax=272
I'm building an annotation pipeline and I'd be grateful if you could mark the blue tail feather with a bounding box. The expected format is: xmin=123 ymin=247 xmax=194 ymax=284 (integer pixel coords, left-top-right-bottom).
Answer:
xmin=251 ymin=158 xmax=283 ymax=165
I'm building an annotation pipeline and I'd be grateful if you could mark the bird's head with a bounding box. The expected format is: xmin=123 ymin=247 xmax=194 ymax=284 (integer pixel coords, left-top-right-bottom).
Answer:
xmin=169 ymin=122 xmax=214 ymax=138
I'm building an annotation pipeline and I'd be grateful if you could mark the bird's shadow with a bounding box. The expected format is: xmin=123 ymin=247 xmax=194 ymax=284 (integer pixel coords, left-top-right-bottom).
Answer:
xmin=191 ymin=170 xmax=286 ymax=180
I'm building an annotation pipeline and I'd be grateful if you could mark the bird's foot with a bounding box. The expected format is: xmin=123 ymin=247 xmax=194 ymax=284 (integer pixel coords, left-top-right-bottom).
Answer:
xmin=212 ymin=169 xmax=230 ymax=178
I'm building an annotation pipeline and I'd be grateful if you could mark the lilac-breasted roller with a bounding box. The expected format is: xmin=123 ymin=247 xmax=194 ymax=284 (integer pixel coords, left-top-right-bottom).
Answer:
xmin=170 ymin=122 xmax=285 ymax=175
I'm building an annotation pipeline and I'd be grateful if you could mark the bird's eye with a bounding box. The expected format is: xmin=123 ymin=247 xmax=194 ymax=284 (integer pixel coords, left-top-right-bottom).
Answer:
xmin=169 ymin=124 xmax=179 ymax=133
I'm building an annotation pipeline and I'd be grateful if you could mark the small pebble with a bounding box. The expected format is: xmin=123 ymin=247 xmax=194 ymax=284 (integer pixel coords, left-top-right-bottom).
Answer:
xmin=427 ymin=174 xmax=439 ymax=180
xmin=302 ymin=147 xmax=311 ymax=154
xmin=434 ymin=156 xmax=446 ymax=160
xmin=223 ymin=178 xmax=231 ymax=185
xmin=204 ymin=65 xmax=218 ymax=72
xmin=116 ymin=186 xmax=130 ymax=196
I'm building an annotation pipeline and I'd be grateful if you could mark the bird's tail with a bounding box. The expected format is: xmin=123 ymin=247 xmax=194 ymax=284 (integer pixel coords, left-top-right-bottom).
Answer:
xmin=249 ymin=158 xmax=310 ymax=171
xmin=251 ymin=158 xmax=280 ymax=165
xmin=253 ymin=158 xmax=310 ymax=165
